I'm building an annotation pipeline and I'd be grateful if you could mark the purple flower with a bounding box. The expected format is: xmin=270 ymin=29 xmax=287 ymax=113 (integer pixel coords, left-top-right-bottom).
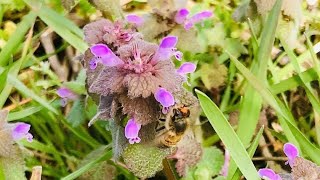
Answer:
xmin=177 ymin=62 xmax=196 ymax=75
xmin=154 ymin=88 xmax=175 ymax=113
xmin=283 ymin=143 xmax=299 ymax=167
xmin=12 ymin=122 xmax=33 ymax=142
xmin=258 ymin=168 xmax=282 ymax=180
xmin=57 ymin=88 xmax=78 ymax=107
xmin=90 ymin=44 xmax=124 ymax=67
xmin=126 ymin=14 xmax=144 ymax=26
xmin=153 ymin=36 xmax=182 ymax=62
xmin=174 ymin=9 xmax=213 ymax=30
xmin=125 ymin=118 xmax=141 ymax=144
xmin=175 ymin=8 xmax=189 ymax=24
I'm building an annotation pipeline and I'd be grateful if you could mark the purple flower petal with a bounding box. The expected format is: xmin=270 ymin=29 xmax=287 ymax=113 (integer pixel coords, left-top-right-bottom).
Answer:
xmin=12 ymin=122 xmax=33 ymax=142
xmin=184 ymin=22 xmax=194 ymax=30
xmin=57 ymin=88 xmax=73 ymax=98
xmin=152 ymin=36 xmax=179 ymax=62
xmin=154 ymin=88 xmax=175 ymax=107
xmin=125 ymin=118 xmax=141 ymax=144
xmin=90 ymin=44 xmax=111 ymax=56
xmin=189 ymin=10 xmax=213 ymax=24
xmin=283 ymin=143 xmax=299 ymax=167
xmin=57 ymin=88 xmax=78 ymax=101
xmin=90 ymin=44 xmax=123 ymax=66
xmin=175 ymin=8 xmax=189 ymax=24
xmin=177 ymin=62 xmax=196 ymax=75
xmin=184 ymin=10 xmax=213 ymax=30
xmin=159 ymin=36 xmax=178 ymax=49
xmin=258 ymin=168 xmax=282 ymax=180
xmin=126 ymin=14 xmax=144 ymax=26
xmin=89 ymin=58 xmax=98 ymax=70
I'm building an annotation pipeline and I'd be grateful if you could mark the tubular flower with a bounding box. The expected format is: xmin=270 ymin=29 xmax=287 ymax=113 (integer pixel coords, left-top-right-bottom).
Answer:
xmin=88 ymin=37 xmax=184 ymax=124
xmin=126 ymin=14 xmax=144 ymax=26
xmin=83 ymin=19 xmax=142 ymax=47
xmin=175 ymin=9 xmax=213 ymax=30
xmin=258 ymin=168 xmax=282 ymax=180
xmin=57 ymin=87 xmax=78 ymax=107
xmin=12 ymin=122 xmax=33 ymax=142
xmin=154 ymin=88 xmax=175 ymax=113
xmin=125 ymin=118 xmax=141 ymax=144
xmin=283 ymin=143 xmax=299 ymax=168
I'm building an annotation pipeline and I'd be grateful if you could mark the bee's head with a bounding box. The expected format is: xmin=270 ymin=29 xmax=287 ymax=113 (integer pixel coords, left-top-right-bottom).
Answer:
xmin=172 ymin=106 xmax=190 ymax=119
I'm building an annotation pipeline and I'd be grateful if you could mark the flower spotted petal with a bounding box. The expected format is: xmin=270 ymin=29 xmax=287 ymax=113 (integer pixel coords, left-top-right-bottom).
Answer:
xmin=126 ymin=14 xmax=144 ymax=26
xmin=175 ymin=8 xmax=189 ymax=24
xmin=125 ymin=118 xmax=141 ymax=144
xmin=177 ymin=62 xmax=196 ymax=75
xmin=154 ymin=88 xmax=175 ymax=108
xmin=174 ymin=51 xmax=183 ymax=61
xmin=90 ymin=44 xmax=124 ymax=66
xmin=153 ymin=36 xmax=179 ymax=61
xmin=283 ymin=143 xmax=299 ymax=167
xmin=89 ymin=58 xmax=99 ymax=70
xmin=12 ymin=122 xmax=33 ymax=142
xmin=258 ymin=168 xmax=281 ymax=180
xmin=90 ymin=44 xmax=111 ymax=56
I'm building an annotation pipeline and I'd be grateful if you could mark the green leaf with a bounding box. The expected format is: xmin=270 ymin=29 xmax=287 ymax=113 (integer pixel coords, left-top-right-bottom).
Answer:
xmin=195 ymin=89 xmax=260 ymax=180
xmin=194 ymin=147 xmax=224 ymax=179
xmin=67 ymin=99 xmax=86 ymax=127
xmin=228 ymin=53 xmax=320 ymax=165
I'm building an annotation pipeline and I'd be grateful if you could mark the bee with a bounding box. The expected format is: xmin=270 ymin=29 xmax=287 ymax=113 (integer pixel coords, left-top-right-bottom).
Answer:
xmin=155 ymin=104 xmax=190 ymax=147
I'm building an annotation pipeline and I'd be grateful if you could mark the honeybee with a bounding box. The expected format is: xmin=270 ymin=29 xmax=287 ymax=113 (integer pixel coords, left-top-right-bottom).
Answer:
xmin=155 ymin=104 xmax=190 ymax=147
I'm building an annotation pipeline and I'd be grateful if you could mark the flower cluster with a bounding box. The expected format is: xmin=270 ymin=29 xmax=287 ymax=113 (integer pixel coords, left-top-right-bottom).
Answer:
xmin=126 ymin=8 xmax=213 ymax=31
xmin=258 ymin=143 xmax=320 ymax=180
xmin=81 ymin=18 xmax=198 ymax=145
xmin=81 ymin=18 xmax=202 ymax=178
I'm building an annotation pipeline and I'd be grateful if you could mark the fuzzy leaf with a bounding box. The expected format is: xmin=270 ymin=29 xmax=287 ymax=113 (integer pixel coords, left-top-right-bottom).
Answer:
xmin=0 ymin=146 xmax=26 ymax=180
xmin=200 ymin=63 xmax=228 ymax=90
xmin=184 ymin=147 xmax=224 ymax=180
xmin=78 ymin=146 xmax=117 ymax=180
xmin=122 ymin=144 xmax=171 ymax=179
xmin=205 ymin=23 xmax=226 ymax=47
xmin=89 ymin=0 xmax=122 ymax=19
xmin=171 ymin=27 xmax=204 ymax=53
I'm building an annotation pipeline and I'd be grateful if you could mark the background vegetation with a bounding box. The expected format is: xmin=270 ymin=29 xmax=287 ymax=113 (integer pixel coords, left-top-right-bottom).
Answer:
xmin=0 ymin=0 xmax=320 ymax=179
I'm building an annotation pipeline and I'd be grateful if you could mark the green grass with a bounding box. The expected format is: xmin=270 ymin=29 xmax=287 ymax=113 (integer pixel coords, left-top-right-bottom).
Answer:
xmin=1 ymin=0 xmax=320 ymax=179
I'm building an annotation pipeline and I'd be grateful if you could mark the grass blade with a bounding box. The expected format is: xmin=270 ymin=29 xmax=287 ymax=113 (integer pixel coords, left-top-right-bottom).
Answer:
xmin=0 ymin=12 xmax=37 ymax=66
xmin=7 ymin=75 xmax=58 ymax=114
xmin=61 ymin=148 xmax=112 ymax=180
xmin=196 ymin=89 xmax=260 ymax=180
xmin=229 ymin=53 xmax=320 ymax=165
